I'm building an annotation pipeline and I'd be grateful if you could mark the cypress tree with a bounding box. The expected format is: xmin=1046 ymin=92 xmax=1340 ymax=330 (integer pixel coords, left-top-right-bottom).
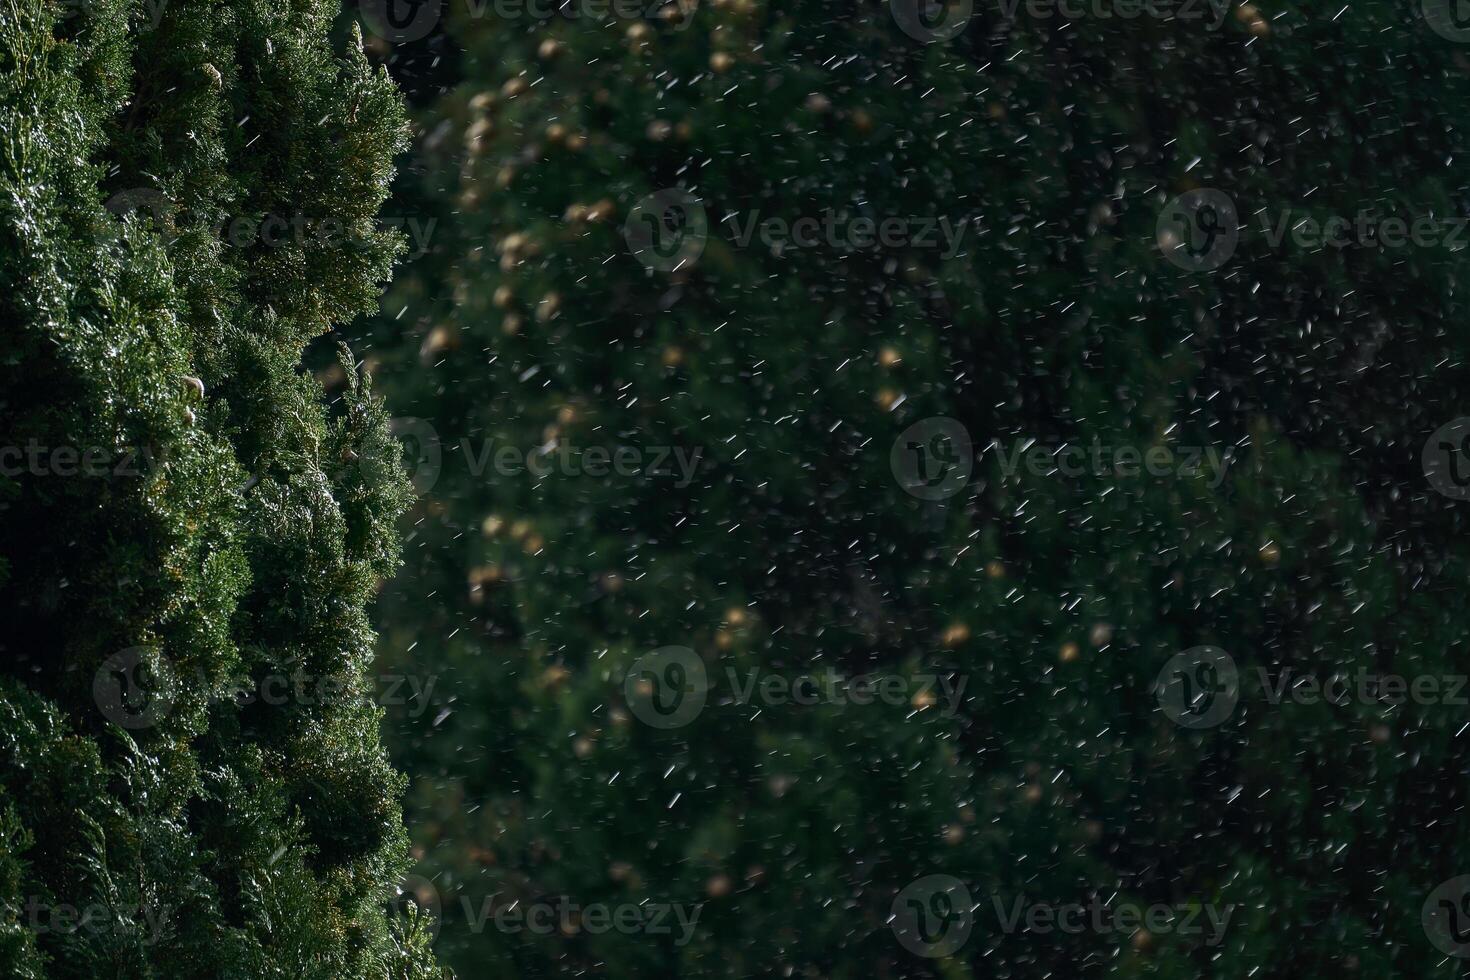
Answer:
xmin=0 ymin=0 xmax=440 ymax=975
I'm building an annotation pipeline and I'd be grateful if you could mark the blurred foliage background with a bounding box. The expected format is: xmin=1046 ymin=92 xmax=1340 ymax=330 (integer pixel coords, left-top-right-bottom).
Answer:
xmin=343 ymin=0 xmax=1470 ymax=975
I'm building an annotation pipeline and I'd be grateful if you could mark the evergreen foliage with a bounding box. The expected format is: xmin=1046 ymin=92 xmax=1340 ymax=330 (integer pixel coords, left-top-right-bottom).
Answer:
xmin=0 ymin=0 xmax=440 ymax=975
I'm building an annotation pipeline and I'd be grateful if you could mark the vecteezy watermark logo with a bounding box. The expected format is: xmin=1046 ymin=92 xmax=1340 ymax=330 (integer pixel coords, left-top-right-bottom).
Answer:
xmin=222 ymin=669 xmax=441 ymax=718
xmin=0 ymin=442 xmax=152 ymax=478
xmin=93 ymin=647 xmax=176 ymax=730
xmin=891 ymin=0 xmax=974 ymax=41
xmin=1424 ymin=418 xmax=1470 ymax=500
xmin=996 ymin=0 xmax=1229 ymax=27
xmin=103 ymin=187 xmax=177 ymax=245
xmin=1256 ymin=208 xmax=1470 ymax=252
xmin=472 ymin=0 xmax=699 ymax=27
xmin=891 ymin=418 xmax=974 ymax=501
xmin=1262 ymin=667 xmax=1470 ymax=706
xmin=1425 ymin=0 xmax=1470 ymax=41
xmin=392 ymin=873 xmax=444 ymax=941
xmin=1157 ymin=189 xmax=1239 ymax=272
xmin=990 ymin=894 xmax=1234 ymax=944
xmin=364 ymin=422 xmax=703 ymax=494
xmin=367 ymin=0 xmax=697 ymax=39
xmin=624 ymin=189 xmax=708 ymax=272
xmin=991 ymin=438 xmax=1231 ymax=488
xmin=891 ymin=875 xmax=974 ymax=957
xmin=4 ymin=896 xmax=172 ymax=946
xmin=1155 ymin=646 xmax=1239 ymax=729
xmin=1156 ymin=193 xmax=1470 ymax=269
xmin=212 ymin=212 xmax=438 ymax=261
xmin=103 ymin=188 xmax=437 ymax=258
xmin=468 ymin=896 xmax=702 ymax=943
xmin=726 ymin=668 xmax=967 ymax=715
xmin=1424 ymin=876 xmax=1470 ymax=957
xmin=95 ymin=647 xmax=439 ymax=729
xmin=890 ymin=877 xmax=1233 ymax=955
xmin=626 ymin=192 xmax=971 ymax=268
xmin=624 ymin=646 xmax=708 ymax=728
xmin=464 ymin=438 xmax=704 ymax=488
xmin=720 ymin=210 xmax=970 ymax=258
xmin=361 ymin=0 xmax=443 ymax=42
xmin=1159 ymin=653 xmax=1470 ymax=726
xmin=391 ymin=417 xmax=443 ymax=494
xmin=359 ymin=417 xmax=442 ymax=495
xmin=60 ymin=0 xmax=169 ymax=30
xmin=893 ymin=423 xmax=1228 ymax=501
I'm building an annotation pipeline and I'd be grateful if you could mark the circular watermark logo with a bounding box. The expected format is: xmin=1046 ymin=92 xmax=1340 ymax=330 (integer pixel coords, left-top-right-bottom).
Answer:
xmin=1425 ymin=0 xmax=1470 ymax=41
xmin=1423 ymin=875 xmax=1470 ymax=957
xmin=391 ymin=416 xmax=443 ymax=495
xmin=623 ymin=189 xmax=708 ymax=272
xmin=361 ymin=0 xmax=442 ymax=42
xmin=624 ymin=645 xmax=708 ymax=728
xmin=391 ymin=873 xmax=443 ymax=941
xmin=93 ymin=646 xmax=176 ymax=730
xmin=103 ymin=187 xmax=177 ymax=245
xmin=71 ymin=0 xmax=168 ymax=28
xmin=891 ymin=0 xmax=974 ymax=42
xmin=891 ymin=417 xmax=973 ymax=501
xmin=1423 ymin=418 xmax=1470 ymax=500
xmin=1155 ymin=646 xmax=1239 ymax=729
xmin=360 ymin=416 xmax=442 ymax=496
xmin=59 ymin=0 xmax=100 ymax=22
xmin=891 ymin=874 xmax=973 ymax=958
xmin=1157 ymin=189 xmax=1238 ymax=272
